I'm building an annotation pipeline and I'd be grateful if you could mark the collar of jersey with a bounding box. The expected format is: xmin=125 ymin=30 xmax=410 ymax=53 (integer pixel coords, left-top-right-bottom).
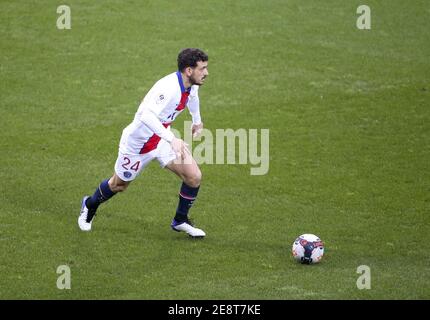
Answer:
xmin=176 ymin=71 xmax=191 ymax=94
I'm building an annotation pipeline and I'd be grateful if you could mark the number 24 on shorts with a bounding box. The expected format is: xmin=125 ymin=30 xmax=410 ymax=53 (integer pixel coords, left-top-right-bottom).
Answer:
xmin=121 ymin=157 xmax=140 ymax=171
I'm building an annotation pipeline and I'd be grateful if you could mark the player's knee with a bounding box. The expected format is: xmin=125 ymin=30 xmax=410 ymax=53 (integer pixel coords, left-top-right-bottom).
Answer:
xmin=112 ymin=183 xmax=128 ymax=192
xmin=186 ymin=168 xmax=202 ymax=188
xmin=109 ymin=178 xmax=130 ymax=193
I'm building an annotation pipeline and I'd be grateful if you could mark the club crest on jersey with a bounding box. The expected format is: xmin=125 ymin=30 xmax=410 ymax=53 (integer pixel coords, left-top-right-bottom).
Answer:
xmin=123 ymin=171 xmax=132 ymax=178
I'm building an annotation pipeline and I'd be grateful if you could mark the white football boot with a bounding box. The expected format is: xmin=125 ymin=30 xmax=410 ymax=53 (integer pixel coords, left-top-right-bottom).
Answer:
xmin=171 ymin=218 xmax=206 ymax=238
xmin=78 ymin=196 xmax=95 ymax=231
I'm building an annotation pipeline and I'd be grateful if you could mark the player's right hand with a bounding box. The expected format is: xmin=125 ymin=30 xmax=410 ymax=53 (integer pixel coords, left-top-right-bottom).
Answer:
xmin=192 ymin=122 xmax=203 ymax=139
xmin=170 ymin=137 xmax=190 ymax=160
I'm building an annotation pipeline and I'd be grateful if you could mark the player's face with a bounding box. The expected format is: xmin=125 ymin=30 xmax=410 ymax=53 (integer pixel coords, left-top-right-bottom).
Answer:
xmin=189 ymin=61 xmax=209 ymax=86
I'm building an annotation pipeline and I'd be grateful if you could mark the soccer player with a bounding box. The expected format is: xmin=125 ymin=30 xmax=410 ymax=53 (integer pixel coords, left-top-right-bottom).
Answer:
xmin=78 ymin=48 xmax=209 ymax=238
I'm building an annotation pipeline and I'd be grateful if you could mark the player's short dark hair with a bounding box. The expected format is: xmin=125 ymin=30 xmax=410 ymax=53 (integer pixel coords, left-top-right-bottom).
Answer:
xmin=177 ymin=48 xmax=208 ymax=72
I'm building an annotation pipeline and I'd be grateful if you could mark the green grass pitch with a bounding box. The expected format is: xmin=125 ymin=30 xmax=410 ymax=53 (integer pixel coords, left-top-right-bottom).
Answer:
xmin=1 ymin=0 xmax=429 ymax=299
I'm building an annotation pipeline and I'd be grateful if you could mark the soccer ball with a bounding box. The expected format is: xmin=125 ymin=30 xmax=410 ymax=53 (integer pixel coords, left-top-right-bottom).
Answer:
xmin=292 ymin=234 xmax=324 ymax=264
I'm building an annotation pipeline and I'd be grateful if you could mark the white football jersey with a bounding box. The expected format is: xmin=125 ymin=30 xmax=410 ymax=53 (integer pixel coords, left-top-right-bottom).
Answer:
xmin=119 ymin=71 xmax=201 ymax=155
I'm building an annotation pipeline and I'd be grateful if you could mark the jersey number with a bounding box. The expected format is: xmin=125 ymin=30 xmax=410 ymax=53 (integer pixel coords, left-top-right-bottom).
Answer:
xmin=121 ymin=157 xmax=140 ymax=172
xmin=167 ymin=112 xmax=177 ymax=120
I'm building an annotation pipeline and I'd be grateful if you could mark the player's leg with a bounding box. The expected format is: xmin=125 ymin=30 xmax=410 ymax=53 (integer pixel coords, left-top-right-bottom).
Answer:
xmin=166 ymin=156 xmax=202 ymax=220
xmin=78 ymin=174 xmax=130 ymax=232
xmin=85 ymin=173 xmax=130 ymax=213
xmin=78 ymin=152 xmax=148 ymax=231
xmin=164 ymin=151 xmax=206 ymax=238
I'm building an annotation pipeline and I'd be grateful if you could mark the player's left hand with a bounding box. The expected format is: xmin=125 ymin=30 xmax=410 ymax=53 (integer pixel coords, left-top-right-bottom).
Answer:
xmin=192 ymin=122 xmax=203 ymax=138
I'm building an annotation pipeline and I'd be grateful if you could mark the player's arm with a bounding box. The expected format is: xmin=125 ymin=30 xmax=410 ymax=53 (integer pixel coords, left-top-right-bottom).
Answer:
xmin=188 ymin=87 xmax=203 ymax=138
xmin=140 ymin=108 xmax=175 ymax=142
xmin=139 ymin=92 xmax=189 ymax=158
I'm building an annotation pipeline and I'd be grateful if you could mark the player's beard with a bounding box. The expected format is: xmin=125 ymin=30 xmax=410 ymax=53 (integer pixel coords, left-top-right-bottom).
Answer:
xmin=190 ymin=73 xmax=206 ymax=86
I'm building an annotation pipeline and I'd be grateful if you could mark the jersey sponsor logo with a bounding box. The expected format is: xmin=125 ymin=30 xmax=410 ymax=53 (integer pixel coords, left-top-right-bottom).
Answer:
xmin=156 ymin=94 xmax=165 ymax=104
